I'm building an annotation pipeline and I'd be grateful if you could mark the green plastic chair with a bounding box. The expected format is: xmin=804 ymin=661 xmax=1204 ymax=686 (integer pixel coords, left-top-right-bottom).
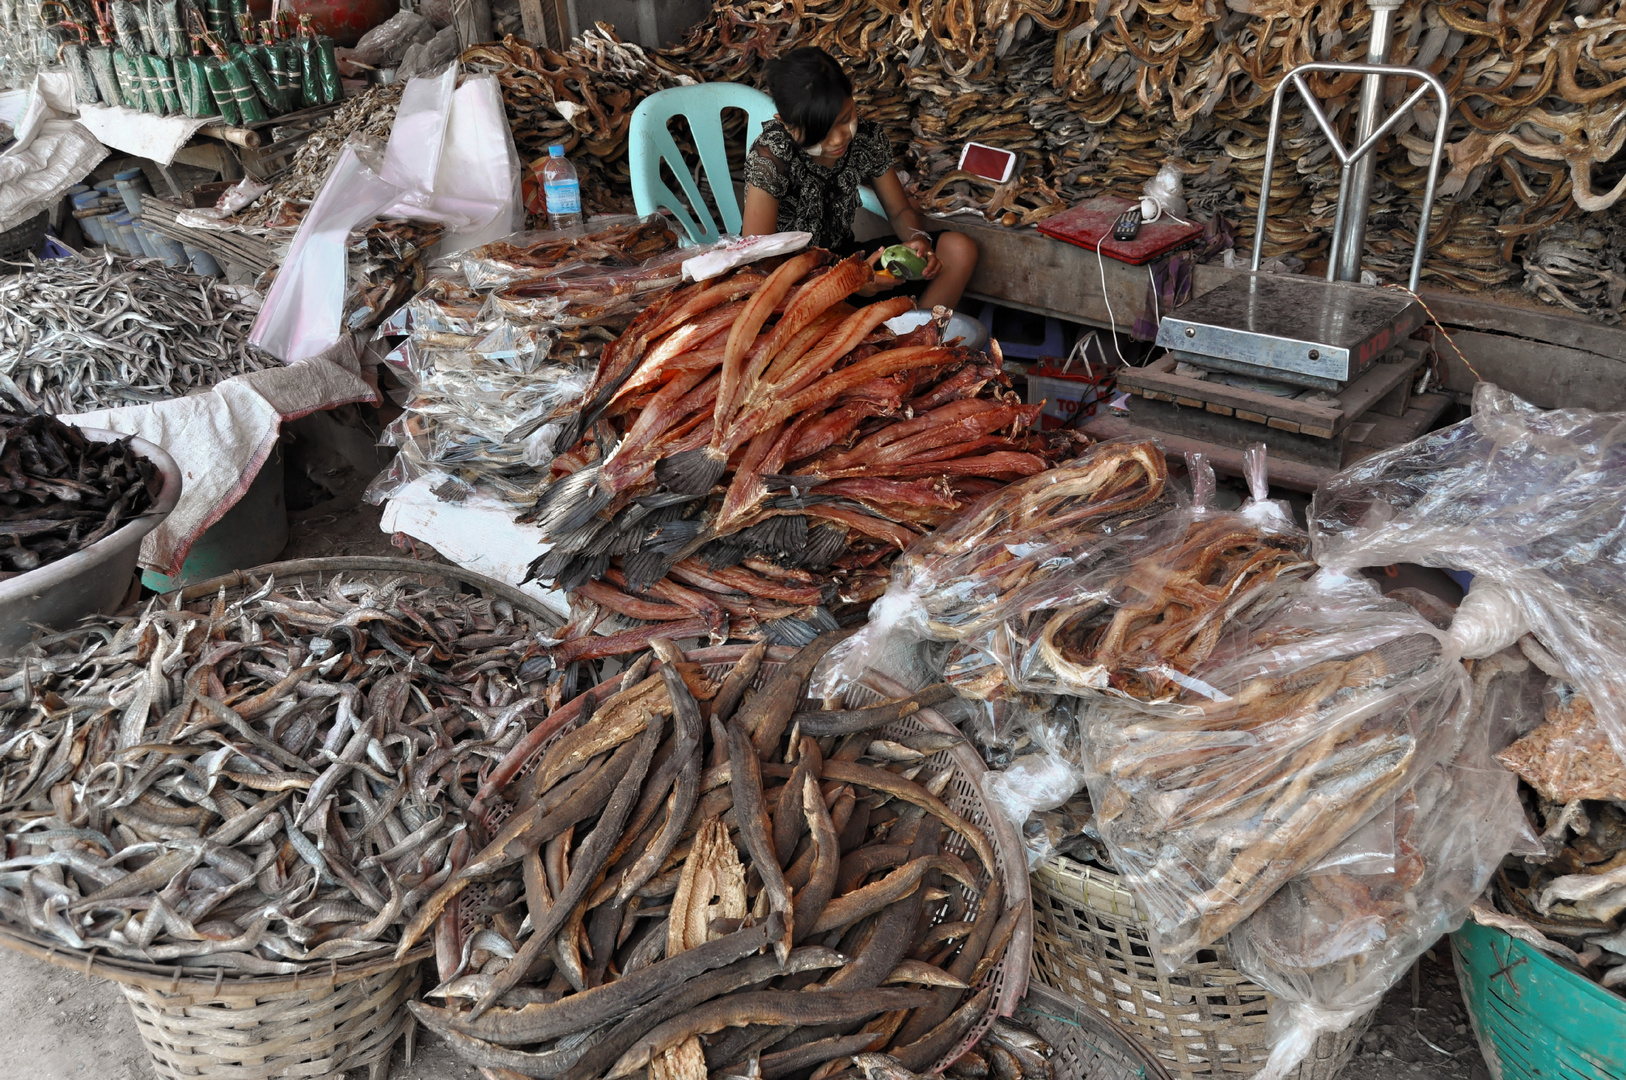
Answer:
xmin=629 ymin=83 xmax=888 ymax=246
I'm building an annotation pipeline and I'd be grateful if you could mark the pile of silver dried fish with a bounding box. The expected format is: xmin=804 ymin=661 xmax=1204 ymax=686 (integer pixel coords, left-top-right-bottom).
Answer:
xmin=0 ymin=410 xmax=159 ymax=578
xmin=0 ymin=571 xmax=557 ymax=976
xmin=0 ymin=257 xmax=277 ymax=416
xmin=403 ymin=634 xmax=1020 ymax=1079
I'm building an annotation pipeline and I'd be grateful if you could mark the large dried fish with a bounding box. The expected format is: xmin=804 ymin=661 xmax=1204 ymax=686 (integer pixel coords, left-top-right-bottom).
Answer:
xmin=0 ymin=409 xmax=159 ymax=578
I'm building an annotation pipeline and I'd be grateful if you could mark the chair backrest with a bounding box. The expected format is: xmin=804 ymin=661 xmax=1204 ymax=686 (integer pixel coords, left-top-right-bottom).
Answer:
xmin=629 ymin=83 xmax=778 ymax=246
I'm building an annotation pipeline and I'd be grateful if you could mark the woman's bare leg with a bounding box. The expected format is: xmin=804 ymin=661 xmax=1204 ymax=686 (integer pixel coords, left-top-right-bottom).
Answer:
xmin=919 ymin=230 xmax=978 ymax=310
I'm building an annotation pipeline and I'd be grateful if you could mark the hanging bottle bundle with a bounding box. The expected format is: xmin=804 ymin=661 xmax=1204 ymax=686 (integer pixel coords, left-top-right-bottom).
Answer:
xmin=38 ymin=4 xmax=100 ymax=104
xmin=200 ymin=0 xmax=230 ymax=41
xmin=258 ymin=18 xmax=299 ymax=108
xmin=106 ymin=0 xmax=140 ymax=50
xmin=146 ymin=49 xmax=179 ymax=111
xmin=294 ymin=14 xmax=336 ymax=106
xmin=200 ymin=30 xmax=262 ymax=122
xmin=84 ymin=6 xmax=121 ymax=105
xmin=109 ymin=41 xmax=142 ymax=107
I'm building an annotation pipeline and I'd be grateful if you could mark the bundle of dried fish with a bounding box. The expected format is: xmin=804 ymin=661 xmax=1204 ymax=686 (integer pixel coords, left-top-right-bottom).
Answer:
xmin=402 ymin=634 xmax=1019 ymax=1079
xmin=1521 ymin=219 xmax=1626 ymax=324
xmin=0 ymin=410 xmax=158 ymax=578
xmin=943 ymin=1017 xmax=1056 ymax=1080
xmin=232 ymin=83 xmax=404 ymax=231
xmin=370 ymin=219 xmax=687 ymax=508
xmin=1081 ymin=572 xmax=1472 ymax=969
xmin=0 ymin=569 xmax=558 ymax=975
xmin=346 ymin=219 xmax=444 ymax=332
xmin=0 ymin=256 xmax=276 ymax=415
xmin=818 ymin=440 xmax=1171 ymax=699
xmin=519 ymin=250 xmax=1087 ymax=665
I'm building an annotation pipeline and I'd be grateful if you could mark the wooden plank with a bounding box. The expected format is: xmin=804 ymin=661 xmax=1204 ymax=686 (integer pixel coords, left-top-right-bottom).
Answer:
xmin=519 ymin=0 xmax=547 ymax=45
xmin=1421 ymin=289 xmax=1626 ymax=362
xmin=1081 ymin=412 xmax=1337 ymax=492
xmin=1439 ymin=329 xmax=1626 ymax=410
xmin=1329 ymin=357 xmax=1424 ymax=430
xmin=1128 ymin=397 xmax=1345 ymax=467
xmin=1082 ymin=391 xmax=1455 ymax=493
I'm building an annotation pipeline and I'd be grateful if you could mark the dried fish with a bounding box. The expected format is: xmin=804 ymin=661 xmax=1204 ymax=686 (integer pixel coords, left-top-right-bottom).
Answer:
xmin=0 ymin=409 xmax=158 ymax=578
xmin=0 ymin=256 xmax=276 ymax=415
xmin=0 ymin=569 xmax=558 ymax=974
xmin=407 ymin=637 xmax=1014 ymax=1078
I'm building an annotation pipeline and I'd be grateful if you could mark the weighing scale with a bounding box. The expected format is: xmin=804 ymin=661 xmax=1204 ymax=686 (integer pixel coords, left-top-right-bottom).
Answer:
xmin=1153 ymin=58 xmax=1450 ymax=393
xmin=1094 ymin=55 xmax=1459 ymax=487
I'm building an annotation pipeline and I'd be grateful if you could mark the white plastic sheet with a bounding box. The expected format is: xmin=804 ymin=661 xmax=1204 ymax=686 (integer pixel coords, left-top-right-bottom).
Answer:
xmin=249 ymin=141 xmax=399 ymax=362
xmin=0 ymin=72 xmax=106 ymax=230
xmin=379 ymin=62 xmax=455 ymax=208
xmin=426 ymin=73 xmax=522 ymax=252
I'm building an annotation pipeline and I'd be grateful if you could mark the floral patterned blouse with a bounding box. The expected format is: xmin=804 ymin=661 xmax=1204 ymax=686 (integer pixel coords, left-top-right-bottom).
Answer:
xmin=745 ymin=118 xmax=893 ymax=250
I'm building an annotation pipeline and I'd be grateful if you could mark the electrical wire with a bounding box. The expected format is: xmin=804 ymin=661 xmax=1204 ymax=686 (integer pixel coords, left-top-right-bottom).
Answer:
xmin=1096 ymin=234 xmax=1127 ymax=366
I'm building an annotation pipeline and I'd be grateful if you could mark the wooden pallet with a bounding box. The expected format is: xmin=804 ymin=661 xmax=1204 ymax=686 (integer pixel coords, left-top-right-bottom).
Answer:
xmin=1117 ymin=339 xmax=1429 ymax=439
xmin=1081 ymin=390 xmax=1454 ymax=492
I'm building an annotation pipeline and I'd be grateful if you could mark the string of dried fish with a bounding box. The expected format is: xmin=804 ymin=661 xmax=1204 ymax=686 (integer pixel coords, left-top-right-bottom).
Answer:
xmin=0 ymin=409 xmax=158 ymax=578
xmin=0 ymin=256 xmax=276 ymax=416
xmin=0 ymin=570 xmax=558 ymax=975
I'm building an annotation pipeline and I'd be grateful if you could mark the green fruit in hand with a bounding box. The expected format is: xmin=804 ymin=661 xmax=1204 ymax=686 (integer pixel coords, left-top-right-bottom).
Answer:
xmin=879 ymin=243 xmax=928 ymax=280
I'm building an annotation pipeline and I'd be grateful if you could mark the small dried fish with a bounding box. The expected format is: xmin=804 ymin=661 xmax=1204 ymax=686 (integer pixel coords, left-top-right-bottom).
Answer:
xmin=0 ymin=256 xmax=276 ymax=415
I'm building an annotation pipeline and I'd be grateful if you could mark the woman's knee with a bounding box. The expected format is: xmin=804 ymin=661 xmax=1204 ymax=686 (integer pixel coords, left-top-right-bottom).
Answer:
xmin=937 ymin=230 xmax=978 ymax=270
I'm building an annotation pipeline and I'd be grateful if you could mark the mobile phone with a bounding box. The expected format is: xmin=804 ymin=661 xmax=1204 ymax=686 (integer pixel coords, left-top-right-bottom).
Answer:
xmin=958 ymin=142 xmax=1017 ymax=184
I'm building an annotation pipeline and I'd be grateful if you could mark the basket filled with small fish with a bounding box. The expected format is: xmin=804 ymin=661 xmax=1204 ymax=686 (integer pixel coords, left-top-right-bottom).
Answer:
xmin=517 ymin=248 xmax=1088 ymax=669
xmin=0 ymin=256 xmax=277 ymax=415
xmin=399 ymin=633 xmax=1031 ymax=1079
xmin=0 ymin=409 xmax=182 ymax=654
xmin=0 ymin=556 xmax=565 ymax=1080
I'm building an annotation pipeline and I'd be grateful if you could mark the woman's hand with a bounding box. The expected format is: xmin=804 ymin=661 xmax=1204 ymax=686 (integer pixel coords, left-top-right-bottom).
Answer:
xmin=905 ymin=236 xmax=942 ymax=280
xmin=857 ymin=247 xmax=898 ymax=295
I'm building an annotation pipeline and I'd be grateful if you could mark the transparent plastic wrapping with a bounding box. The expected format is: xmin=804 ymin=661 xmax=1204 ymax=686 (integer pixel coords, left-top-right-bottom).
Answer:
xmin=455 ymin=214 xmax=677 ymax=291
xmin=482 ymin=246 xmax=691 ymax=325
xmin=984 ymin=446 xmax=1312 ymax=703
xmin=1228 ymin=657 xmax=1532 ymax=1080
xmin=1079 ymin=569 xmax=1474 ymax=971
xmin=349 ymin=8 xmax=429 ymax=66
xmin=981 ymin=702 xmax=1091 ymax=869
xmin=364 ymin=334 xmax=590 ymax=506
xmin=814 ymin=438 xmax=1177 ymax=699
xmin=1312 ymin=382 xmax=1626 ymax=775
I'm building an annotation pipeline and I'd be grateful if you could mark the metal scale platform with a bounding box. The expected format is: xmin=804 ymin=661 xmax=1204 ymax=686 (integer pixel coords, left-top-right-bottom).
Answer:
xmin=1101 ymin=56 xmax=1459 ymax=487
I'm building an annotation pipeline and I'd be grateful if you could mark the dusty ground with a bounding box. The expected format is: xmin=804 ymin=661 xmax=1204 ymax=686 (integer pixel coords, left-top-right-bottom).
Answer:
xmin=0 ymin=946 xmax=1495 ymax=1080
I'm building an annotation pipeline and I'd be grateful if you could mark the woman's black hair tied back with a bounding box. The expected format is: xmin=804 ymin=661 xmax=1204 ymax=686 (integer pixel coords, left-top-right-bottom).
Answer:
xmin=765 ymin=47 xmax=853 ymax=148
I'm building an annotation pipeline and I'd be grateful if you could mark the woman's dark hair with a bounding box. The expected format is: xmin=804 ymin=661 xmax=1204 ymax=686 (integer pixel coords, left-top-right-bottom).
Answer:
xmin=765 ymin=47 xmax=853 ymax=147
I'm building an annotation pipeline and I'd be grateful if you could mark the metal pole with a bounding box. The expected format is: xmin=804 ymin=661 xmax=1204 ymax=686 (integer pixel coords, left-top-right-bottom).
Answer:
xmin=1332 ymin=0 xmax=1402 ymax=282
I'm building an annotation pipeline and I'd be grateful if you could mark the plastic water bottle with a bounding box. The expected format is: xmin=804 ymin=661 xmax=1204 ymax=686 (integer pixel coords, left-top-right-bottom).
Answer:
xmin=543 ymin=145 xmax=584 ymax=230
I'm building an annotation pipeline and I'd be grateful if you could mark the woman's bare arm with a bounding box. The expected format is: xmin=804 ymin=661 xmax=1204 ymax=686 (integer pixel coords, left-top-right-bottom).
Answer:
xmin=872 ymin=169 xmax=940 ymax=277
xmin=742 ymin=185 xmax=780 ymax=236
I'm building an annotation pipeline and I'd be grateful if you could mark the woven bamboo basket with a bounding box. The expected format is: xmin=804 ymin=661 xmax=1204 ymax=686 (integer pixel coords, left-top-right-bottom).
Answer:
xmin=465 ymin=644 xmax=1033 ymax=1073
xmin=1030 ymin=853 xmax=1372 ymax=1080
xmin=0 ymin=557 xmax=562 ymax=1080
xmin=1015 ymin=981 xmax=1175 ymax=1080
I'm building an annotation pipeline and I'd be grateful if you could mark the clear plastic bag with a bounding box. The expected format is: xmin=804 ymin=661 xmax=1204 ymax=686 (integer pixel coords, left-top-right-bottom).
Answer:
xmin=455 ymin=214 xmax=677 ymax=291
xmin=981 ymin=446 xmax=1312 ymax=703
xmin=349 ymin=8 xmax=430 ymax=66
xmin=813 ymin=437 xmax=1177 ymax=699
xmin=979 ymin=699 xmax=1091 ymax=868
xmin=1080 ymin=569 xmax=1474 ymax=971
xmin=1228 ymin=661 xmax=1532 ymax=1080
xmin=1313 ymin=382 xmax=1626 ymax=777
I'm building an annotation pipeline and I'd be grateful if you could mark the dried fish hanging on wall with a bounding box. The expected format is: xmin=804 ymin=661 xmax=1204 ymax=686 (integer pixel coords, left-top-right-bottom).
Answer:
xmin=462 ymin=0 xmax=1619 ymax=317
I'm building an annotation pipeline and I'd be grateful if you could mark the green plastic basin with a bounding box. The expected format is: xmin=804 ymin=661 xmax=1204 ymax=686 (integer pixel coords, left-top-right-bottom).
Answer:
xmin=1452 ymin=918 xmax=1626 ymax=1080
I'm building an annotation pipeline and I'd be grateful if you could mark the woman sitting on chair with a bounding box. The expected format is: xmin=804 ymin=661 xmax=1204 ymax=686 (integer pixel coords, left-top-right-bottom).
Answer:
xmin=741 ymin=46 xmax=978 ymax=314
